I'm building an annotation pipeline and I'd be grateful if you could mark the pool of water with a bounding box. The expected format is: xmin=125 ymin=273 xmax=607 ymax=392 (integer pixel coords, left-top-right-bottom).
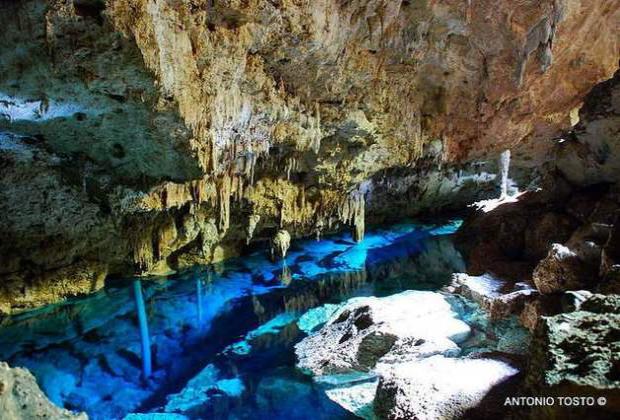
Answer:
xmin=0 ymin=220 xmax=466 ymax=419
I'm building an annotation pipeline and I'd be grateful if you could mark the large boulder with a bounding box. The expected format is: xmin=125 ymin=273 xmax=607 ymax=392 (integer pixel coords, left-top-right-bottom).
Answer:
xmin=532 ymin=243 xmax=596 ymax=293
xmin=0 ymin=362 xmax=86 ymax=420
xmin=374 ymin=356 xmax=519 ymax=420
xmin=295 ymin=291 xmax=470 ymax=376
xmin=455 ymin=186 xmax=577 ymax=281
xmin=527 ymin=295 xmax=620 ymax=417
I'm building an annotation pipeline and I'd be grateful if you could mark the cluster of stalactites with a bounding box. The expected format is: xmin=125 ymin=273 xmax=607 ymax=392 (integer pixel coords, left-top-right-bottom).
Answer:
xmin=339 ymin=190 xmax=366 ymax=242
xmin=130 ymin=214 xmax=179 ymax=272
xmin=131 ymin=223 xmax=155 ymax=272
xmin=516 ymin=2 xmax=565 ymax=86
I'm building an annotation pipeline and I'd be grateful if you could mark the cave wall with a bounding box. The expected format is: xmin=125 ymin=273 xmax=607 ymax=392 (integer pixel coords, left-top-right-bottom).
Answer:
xmin=0 ymin=0 xmax=618 ymax=313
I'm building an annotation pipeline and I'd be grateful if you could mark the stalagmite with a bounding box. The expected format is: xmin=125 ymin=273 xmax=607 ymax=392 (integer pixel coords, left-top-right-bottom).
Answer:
xmin=270 ymin=229 xmax=291 ymax=261
xmin=132 ymin=280 xmax=152 ymax=379
xmin=499 ymin=149 xmax=511 ymax=199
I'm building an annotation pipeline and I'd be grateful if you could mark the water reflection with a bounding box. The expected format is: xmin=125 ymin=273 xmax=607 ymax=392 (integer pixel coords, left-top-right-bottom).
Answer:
xmin=0 ymin=220 xmax=464 ymax=419
xmin=132 ymin=280 xmax=152 ymax=379
xmin=196 ymin=278 xmax=204 ymax=328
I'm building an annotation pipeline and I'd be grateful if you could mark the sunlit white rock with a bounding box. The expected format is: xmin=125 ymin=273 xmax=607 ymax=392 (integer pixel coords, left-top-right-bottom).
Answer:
xmin=374 ymin=355 xmax=519 ymax=419
xmin=295 ymin=291 xmax=470 ymax=375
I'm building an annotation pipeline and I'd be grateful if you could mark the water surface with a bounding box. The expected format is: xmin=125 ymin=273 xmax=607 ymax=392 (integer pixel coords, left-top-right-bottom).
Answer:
xmin=0 ymin=220 xmax=466 ymax=419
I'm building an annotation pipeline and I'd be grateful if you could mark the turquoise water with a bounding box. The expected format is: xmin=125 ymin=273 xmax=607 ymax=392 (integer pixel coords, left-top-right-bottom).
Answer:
xmin=0 ymin=220 xmax=465 ymax=419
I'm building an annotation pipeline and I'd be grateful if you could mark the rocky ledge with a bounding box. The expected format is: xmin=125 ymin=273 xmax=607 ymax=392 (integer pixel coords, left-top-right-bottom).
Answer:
xmin=0 ymin=362 xmax=87 ymax=420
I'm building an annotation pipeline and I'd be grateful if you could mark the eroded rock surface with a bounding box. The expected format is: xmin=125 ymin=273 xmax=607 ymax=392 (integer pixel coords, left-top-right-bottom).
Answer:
xmin=446 ymin=273 xmax=538 ymax=319
xmin=528 ymin=294 xmax=620 ymax=417
xmin=295 ymin=291 xmax=525 ymax=419
xmin=0 ymin=362 xmax=87 ymax=420
xmin=374 ymin=356 xmax=518 ymax=420
xmin=296 ymin=291 xmax=469 ymax=376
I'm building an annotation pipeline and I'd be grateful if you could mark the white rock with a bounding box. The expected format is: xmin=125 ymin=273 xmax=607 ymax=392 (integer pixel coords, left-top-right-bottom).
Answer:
xmin=374 ymin=355 xmax=519 ymax=420
xmin=295 ymin=291 xmax=470 ymax=375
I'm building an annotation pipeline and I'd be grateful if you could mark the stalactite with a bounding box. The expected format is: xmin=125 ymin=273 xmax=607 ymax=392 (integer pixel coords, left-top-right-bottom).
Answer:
xmin=218 ymin=174 xmax=232 ymax=233
xmin=156 ymin=215 xmax=178 ymax=259
xmin=279 ymin=201 xmax=286 ymax=228
xmin=315 ymin=218 xmax=324 ymax=241
xmin=200 ymin=220 xmax=219 ymax=259
xmin=285 ymin=157 xmax=298 ymax=181
xmin=270 ymin=229 xmax=291 ymax=261
xmin=515 ymin=3 xmax=564 ymax=86
xmin=246 ymin=214 xmax=260 ymax=245
xmin=309 ymin=102 xmax=321 ymax=153
xmin=132 ymin=225 xmax=154 ymax=272
xmin=278 ymin=262 xmax=292 ymax=286
xmin=499 ymin=149 xmax=511 ymax=199
xmin=339 ymin=190 xmax=365 ymax=242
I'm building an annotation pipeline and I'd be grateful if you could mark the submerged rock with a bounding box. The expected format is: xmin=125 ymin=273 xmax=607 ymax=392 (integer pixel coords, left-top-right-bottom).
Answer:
xmin=164 ymin=364 xmax=244 ymax=415
xmin=0 ymin=362 xmax=87 ymax=419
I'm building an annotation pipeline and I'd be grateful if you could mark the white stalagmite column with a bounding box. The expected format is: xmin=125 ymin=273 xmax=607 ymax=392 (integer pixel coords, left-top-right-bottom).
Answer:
xmin=499 ymin=150 xmax=511 ymax=199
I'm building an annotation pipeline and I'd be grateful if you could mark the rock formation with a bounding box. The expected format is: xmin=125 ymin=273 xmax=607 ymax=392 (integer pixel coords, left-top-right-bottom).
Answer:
xmin=0 ymin=362 xmax=87 ymax=419
xmin=0 ymin=0 xmax=618 ymax=312
xmin=527 ymin=294 xmax=620 ymax=418
xmin=454 ymin=69 xmax=620 ymax=418
xmin=294 ymin=291 xmax=524 ymax=419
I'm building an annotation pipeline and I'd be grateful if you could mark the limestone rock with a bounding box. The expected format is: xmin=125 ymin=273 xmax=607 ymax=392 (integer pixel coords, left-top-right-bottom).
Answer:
xmin=447 ymin=273 xmax=538 ymax=320
xmin=164 ymin=364 xmax=244 ymax=415
xmin=557 ymin=71 xmax=620 ymax=187
xmin=532 ymin=243 xmax=595 ymax=294
xmin=374 ymin=356 xmax=519 ymax=420
xmin=0 ymin=362 xmax=87 ymax=420
xmin=295 ymin=291 xmax=470 ymax=376
xmin=519 ymin=294 xmax=564 ymax=332
xmin=527 ymin=300 xmax=620 ymax=417
xmin=456 ymin=190 xmax=577 ymax=281
xmin=0 ymin=0 xmax=618 ymax=310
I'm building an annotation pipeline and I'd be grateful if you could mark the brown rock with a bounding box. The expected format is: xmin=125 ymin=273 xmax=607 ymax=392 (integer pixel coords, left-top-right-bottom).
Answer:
xmin=532 ymin=243 xmax=596 ymax=294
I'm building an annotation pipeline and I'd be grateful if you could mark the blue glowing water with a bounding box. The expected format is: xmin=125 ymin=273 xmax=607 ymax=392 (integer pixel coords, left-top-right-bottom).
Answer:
xmin=0 ymin=220 xmax=465 ymax=419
